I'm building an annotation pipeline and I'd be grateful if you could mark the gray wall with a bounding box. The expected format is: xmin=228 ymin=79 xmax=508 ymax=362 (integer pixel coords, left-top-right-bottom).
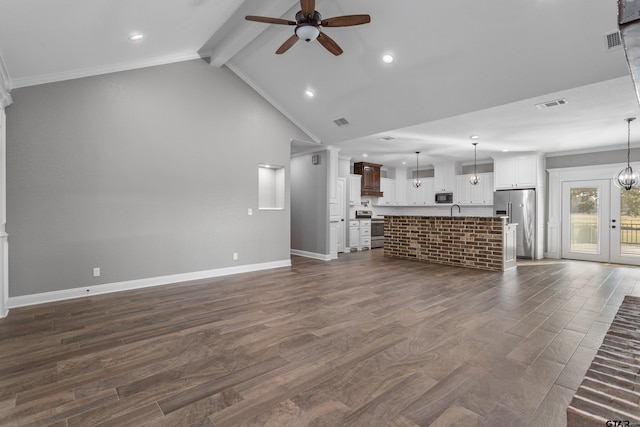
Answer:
xmin=6 ymin=59 xmax=309 ymax=297
xmin=290 ymin=151 xmax=328 ymax=255
xmin=546 ymin=147 xmax=640 ymax=169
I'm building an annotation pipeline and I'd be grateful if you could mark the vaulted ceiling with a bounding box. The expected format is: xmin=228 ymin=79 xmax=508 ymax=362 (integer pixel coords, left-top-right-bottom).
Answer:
xmin=1 ymin=0 xmax=638 ymax=167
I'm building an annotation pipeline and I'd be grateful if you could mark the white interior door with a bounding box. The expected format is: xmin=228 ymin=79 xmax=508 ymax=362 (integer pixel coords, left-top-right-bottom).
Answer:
xmin=561 ymin=180 xmax=610 ymax=262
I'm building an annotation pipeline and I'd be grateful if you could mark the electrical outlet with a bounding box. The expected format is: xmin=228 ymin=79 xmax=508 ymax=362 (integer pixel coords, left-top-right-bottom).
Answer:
xmin=92 ymin=267 xmax=100 ymax=277
xmin=233 ymin=252 xmax=238 ymax=261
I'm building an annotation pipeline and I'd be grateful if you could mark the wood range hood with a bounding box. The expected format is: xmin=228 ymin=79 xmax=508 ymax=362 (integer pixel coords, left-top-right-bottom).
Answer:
xmin=354 ymin=162 xmax=383 ymax=197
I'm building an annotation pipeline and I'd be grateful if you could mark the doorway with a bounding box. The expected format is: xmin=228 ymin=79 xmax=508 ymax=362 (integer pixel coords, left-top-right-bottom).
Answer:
xmin=562 ymin=179 xmax=640 ymax=265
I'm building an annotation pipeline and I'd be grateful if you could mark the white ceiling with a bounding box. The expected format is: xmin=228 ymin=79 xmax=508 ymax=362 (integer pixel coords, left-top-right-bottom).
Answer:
xmin=1 ymin=0 xmax=639 ymax=168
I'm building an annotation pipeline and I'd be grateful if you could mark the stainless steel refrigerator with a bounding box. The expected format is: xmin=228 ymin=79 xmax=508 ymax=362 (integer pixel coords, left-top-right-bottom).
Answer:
xmin=494 ymin=189 xmax=536 ymax=259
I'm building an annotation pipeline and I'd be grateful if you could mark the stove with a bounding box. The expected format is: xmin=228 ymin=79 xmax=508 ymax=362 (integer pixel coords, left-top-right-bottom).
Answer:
xmin=371 ymin=217 xmax=384 ymax=248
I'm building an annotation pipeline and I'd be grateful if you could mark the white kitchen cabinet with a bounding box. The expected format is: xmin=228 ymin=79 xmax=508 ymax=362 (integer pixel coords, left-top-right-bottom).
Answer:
xmin=378 ymin=178 xmax=396 ymax=205
xmin=395 ymin=176 xmax=407 ymax=206
xmin=406 ymin=178 xmax=432 ymax=205
xmin=349 ymin=220 xmax=360 ymax=250
xmin=494 ymin=155 xmax=537 ymax=189
xmin=349 ymin=174 xmax=362 ymax=205
xmin=456 ymin=173 xmax=495 ymax=205
xmin=360 ymin=219 xmax=371 ymax=250
xmin=422 ymin=178 xmax=435 ymax=205
xmin=483 ymin=173 xmax=494 ymax=204
xmin=434 ymin=162 xmax=456 ymax=192
xmin=349 ymin=219 xmax=370 ymax=250
xmin=455 ymin=175 xmax=471 ymax=204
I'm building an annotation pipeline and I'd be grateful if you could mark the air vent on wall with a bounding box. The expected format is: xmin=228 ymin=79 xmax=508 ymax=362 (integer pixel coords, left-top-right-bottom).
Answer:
xmin=605 ymin=31 xmax=622 ymax=50
xmin=333 ymin=117 xmax=349 ymax=127
xmin=535 ymin=98 xmax=568 ymax=109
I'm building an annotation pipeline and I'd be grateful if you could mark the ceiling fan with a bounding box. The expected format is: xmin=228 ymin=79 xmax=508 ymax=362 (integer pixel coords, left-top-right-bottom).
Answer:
xmin=245 ymin=0 xmax=370 ymax=56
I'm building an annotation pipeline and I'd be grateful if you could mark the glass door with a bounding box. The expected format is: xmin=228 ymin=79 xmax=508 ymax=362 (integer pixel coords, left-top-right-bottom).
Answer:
xmin=610 ymin=185 xmax=640 ymax=265
xmin=561 ymin=180 xmax=610 ymax=262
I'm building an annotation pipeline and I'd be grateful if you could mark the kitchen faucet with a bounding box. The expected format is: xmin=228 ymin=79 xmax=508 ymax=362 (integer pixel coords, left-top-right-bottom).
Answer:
xmin=450 ymin=204 xmax=461 ymax=216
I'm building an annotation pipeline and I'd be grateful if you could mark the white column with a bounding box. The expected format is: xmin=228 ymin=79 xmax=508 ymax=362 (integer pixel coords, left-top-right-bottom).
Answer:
xmin=0 ymin=108 xmax=7 ymax=318
xmin=0 ymin=53 xmax=11 ymax=317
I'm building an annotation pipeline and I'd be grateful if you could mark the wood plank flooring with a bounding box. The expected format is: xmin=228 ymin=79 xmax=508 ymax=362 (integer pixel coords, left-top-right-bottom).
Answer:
xmin=2 ymin=250 xmax=640 ymax=426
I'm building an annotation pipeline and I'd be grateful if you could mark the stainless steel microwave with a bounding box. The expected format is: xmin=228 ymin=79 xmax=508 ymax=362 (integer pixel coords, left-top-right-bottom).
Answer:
xmin=435 ymin=192 xmax=453 ymax=204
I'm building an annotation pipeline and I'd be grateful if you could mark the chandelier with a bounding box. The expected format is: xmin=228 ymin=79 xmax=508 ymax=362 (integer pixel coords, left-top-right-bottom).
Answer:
xmin=469 ymin=142 xmax=480 ymax=185
xmin=614 ymin=117 xmax=638 ymax=191
xmin=413 ymin=151 xmax=422 ymax=188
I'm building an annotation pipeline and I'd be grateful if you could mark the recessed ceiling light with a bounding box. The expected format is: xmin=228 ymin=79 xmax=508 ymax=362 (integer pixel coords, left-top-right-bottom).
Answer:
xmin=363 ymin=154 xmax=368 ymax=158
xmin=470 ymin=135 xmax=480 ymax=140
xmin=128 ymin=33 xmax=144 ymax=42
xmin=402 ymin=161 xmax=407 ymax=165
xmin=382 ymin=54 xmax=394 ymax=64
xmin=502 ymin=149 xmax=510 ymax=152
xmin=304 ymin=89 xmax=315 ymax=98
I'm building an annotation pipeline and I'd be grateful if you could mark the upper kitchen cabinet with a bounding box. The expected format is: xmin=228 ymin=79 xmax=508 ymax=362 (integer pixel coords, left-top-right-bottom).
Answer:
xmin=456 ymin=173 xmax=494 ymax=205
xmin=349 ymin=174 xmax=362 ymax=206
xmin=406 ymin=178 xmax=434 ymax=205
xmin=434 ymin=162 xmax=456 ymax=193
xmin=377 ymin=178 xmax=396 ymax=205
xmin=354 ymin=162 xmax=383 ymax=197
xmin=494 ymin=154 xmax=541 ymax=189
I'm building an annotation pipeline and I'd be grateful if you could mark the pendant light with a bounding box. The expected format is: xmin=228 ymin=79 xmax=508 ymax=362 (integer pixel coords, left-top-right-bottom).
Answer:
xmin=614 ymin=117 xmax=639 ymax=191
xmin=413 ymin=151 xmax=422 ymax=188
xmin=469 ymin=142 xmax=480 ymax=185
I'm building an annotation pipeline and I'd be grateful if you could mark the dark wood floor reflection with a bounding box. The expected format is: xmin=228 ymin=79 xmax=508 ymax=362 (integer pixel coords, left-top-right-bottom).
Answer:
xmin=2 ymin=250 xmax=639 ymax=426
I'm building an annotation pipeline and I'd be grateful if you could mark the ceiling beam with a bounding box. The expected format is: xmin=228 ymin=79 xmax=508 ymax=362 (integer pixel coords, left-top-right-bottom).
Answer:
xmin=198 ymin=0 xmax=299 ymax=67
xmin=0 ymin=53 xmax=12 ymax=108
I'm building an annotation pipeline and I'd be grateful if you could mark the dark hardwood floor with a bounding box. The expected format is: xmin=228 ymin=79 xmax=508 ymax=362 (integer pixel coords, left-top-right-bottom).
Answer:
xmin=1 ymin=249 xmax=639 ymax=426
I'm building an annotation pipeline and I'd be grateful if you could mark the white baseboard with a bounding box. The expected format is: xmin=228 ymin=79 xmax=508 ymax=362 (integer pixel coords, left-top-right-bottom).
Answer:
xmin=290 ymin=249 xmax=332 ymax=261
xmin=6 ymin=259 xmax=291 ymax=310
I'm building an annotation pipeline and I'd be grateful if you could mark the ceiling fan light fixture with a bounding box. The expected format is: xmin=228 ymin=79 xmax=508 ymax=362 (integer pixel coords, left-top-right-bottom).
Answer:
xmin=296 ymin=25 xmax=320 ymax=42
xmin=614 ymin=117 xmax=639 ymax=191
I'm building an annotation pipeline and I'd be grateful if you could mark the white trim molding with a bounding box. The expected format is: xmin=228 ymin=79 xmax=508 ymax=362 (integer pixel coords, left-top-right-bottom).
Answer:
xmin=7 ymin=259 xmax=291 ymax=310
xmin=290 ymin=249 xmax=332 ymax=261
xmin=546 ymin=162 xmax=636 ymax=259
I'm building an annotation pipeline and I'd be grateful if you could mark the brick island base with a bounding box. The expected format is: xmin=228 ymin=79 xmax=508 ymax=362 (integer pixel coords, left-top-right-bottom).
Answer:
xmin=384 ymin=215 xmax=515 ymax=272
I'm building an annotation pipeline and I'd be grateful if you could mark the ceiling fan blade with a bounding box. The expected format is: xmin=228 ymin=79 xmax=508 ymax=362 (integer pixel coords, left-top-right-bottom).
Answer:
xmin=300 ymin=0 xmax=315 ymax=18
xmin=245 ymin=15 xmax=296 ymax=25
xmin=317 ymin=32 xmax=343 ymax=56
xmin=276 ymin=34 xmax=300 ymax=54
xmin=321 ymin=15 xmax=371 ymax=27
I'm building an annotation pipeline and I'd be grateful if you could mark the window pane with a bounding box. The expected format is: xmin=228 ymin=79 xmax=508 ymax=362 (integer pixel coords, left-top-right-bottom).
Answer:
xmin=570 ymin=187 xmax=599 ymax=254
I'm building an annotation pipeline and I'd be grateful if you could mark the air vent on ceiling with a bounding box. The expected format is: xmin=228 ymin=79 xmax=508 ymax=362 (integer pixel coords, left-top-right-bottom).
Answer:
xmin=334 ymin=117 xmax=349 ymax=127
xmin=605 ymin=31 xmax=622 ymax=50
xmin=535 ymin=98 xmax=568 ymax=109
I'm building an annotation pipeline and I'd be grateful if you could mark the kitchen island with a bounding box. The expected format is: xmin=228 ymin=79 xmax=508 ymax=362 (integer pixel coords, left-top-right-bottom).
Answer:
xmin=384 ymin=215 xmax=516 ymax=272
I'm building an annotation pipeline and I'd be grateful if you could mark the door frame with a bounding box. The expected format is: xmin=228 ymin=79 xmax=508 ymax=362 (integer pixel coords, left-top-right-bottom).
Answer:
xmin=548 ymin=163 xmax=640 ymax=262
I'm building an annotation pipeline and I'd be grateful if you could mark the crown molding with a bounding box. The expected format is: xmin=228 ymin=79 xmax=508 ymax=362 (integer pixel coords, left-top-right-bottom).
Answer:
xmin=10 ymin=52 xmax=202 ymax=89
xmin=0 ymin=53 xmax=12 ymax=108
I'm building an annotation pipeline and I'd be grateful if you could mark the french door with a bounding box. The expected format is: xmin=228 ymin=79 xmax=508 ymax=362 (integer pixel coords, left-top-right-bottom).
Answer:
xmin=562 ymin=179 xmax=640 ymax=265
